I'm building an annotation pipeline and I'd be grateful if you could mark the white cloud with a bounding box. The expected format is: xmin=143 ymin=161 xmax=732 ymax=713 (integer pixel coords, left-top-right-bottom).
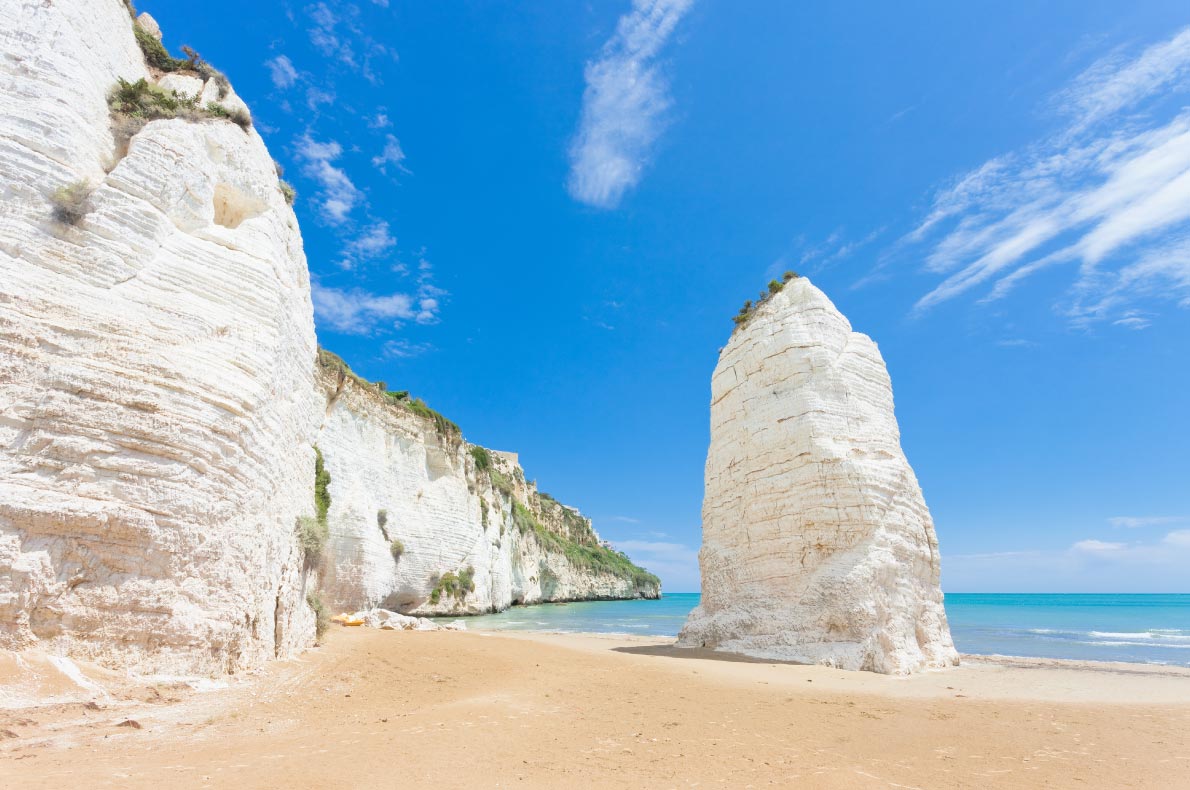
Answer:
xmin=306 ymin=2 xmax=356 ymax=66
xmin=945 ymin=532 xmax=1190 ymax=592
xmin=372 ymin=134 xmax=408 ymax=174
xmin=294 ymin=133 xmax=362 ymax=224
xmin=266 ymin=55 xmax=299 ymax=89
xmin=369 ymin=112 xmax=393 ymax=129
xmin=306 ymin=86 xmax=335 ymax=111
xmin=383 ymin=339 xmax=431 ymax=358
xmin=1164 ymin=529 xmax=1190 ymax=547
xmin=1110 ymin=515 xmax=1186 ymax=529
xmin=1072 ymin=539 xmax=1125 ymax=553
xmin=311 ymin=283 xmax=416 ymax=334
xmin=905 ymin=26 xmax=1190 ymax=326
xmin=566 ymin=0 xmax=694 ymax=208
xmin=337 ymin=221 xmax=396 ymax=270
xmin=611 ymin=539 xmax=700 ymax=592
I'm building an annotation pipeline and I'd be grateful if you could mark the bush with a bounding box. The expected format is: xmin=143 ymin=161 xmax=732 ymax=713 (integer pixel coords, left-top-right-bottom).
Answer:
xmin=488 ymin=468 xmax=514 ymax=498
xmin=377 ymin=509 xmax=388 ymax=530
xmin=50 ymin=181 xmax=93 ymax=225
xmin=134 ymin=24 xmax=188 ymax=72
xmin=768 ymin=279 xmax=783 ymax=294
xmin=390 ymin=539 xmax=404 ymax=560
xmin=783 ymin=270 xmax=799 ymax=282
xmin=298 ymin=516 xmax=328 ymax=568
xmin=277 ymin=180 xmax=296 ymax=204
xmin=313 ymin=446 xmax=331 ymax=523
xmin=470 ymin=446 xmax=492 ymax=473
xmin=406 ymin=397 xmax=460 ymax=436
xmin=430 ymin=565 xmax=476 ymax=604
xmin=307 ymin=591 xmax=330 ymax=639
xmin=107 ymin=78 xmax=249 ymax=152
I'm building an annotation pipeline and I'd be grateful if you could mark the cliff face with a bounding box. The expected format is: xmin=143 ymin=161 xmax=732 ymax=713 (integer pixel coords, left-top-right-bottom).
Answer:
xmin=0 ymin=0 xmax=656 ymax=676
xmin=314 ymin=356 xmax=660 ymax=615
xmin=677 ymin=278 xmax=957 ymax=675
xmin=0 ymin=0 xmax=321 ymax=675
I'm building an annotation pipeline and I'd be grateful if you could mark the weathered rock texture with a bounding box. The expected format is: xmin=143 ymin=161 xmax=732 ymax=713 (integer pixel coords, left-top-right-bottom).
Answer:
xmin=314 ymin=357 xmax=661 ymax=615
xmin=677 ymin=278 xmax=958 ymax=674
xmin=1 ymin=1 xmax=323 ymax=675
xmin=0 ymin=0 xmax=657 ymax=676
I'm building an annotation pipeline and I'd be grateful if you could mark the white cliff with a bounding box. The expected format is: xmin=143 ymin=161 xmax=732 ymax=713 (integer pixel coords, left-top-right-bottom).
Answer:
xmin=314 ymin=354 xmax=660 ymax=615
xmin=1 ymin=1 xmax=320 ymax=675
xmin=0 ymin=0 xmax=657 ymax=676
xmin=677 ymin=277 xmax=958 ymax=675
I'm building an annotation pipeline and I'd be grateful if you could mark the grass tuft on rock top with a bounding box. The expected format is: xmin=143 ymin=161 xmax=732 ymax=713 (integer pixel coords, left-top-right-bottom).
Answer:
xmin=317 ymin=346 xmax=460 ymax=437
xmin=733 ymin=270 xmax=800 ymax=330
xmin=107 ymin=77 xmax=250 ymax=152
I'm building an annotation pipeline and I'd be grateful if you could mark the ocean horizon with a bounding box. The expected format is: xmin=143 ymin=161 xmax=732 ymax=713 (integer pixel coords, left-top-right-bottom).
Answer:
xmin=451 ymin=592 xmax=1190 ymax=666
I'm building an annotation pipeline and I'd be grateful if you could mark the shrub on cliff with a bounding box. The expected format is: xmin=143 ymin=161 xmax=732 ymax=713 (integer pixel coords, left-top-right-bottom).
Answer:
xmin=279 ymin=180 xmax=296 ymax=205
xmin=107 ymin=78 xmax=250 ymax=152
xmin=50 ymin=181 xmax=93 ymax=225
xmin=306 ymin=591 xmax=330 ymax=639
xmin=470 ymin=445 xmax=492 ymax=473
xmin=390 ymin=539 xmax=404 ymax=561
xmin=313 ymin=446 xmax=331 ymax=523
xmin=298 ymin=516 xmax=328 ymax=568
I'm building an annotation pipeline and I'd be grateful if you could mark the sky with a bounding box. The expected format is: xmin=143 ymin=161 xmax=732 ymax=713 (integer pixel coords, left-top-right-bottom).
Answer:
xmin=141 ymin=0 xmax=1190 ymax=593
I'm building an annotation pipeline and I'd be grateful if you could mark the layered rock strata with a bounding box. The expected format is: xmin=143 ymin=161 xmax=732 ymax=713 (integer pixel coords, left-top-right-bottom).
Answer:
xmin=0 ymin=0 xmax=657 ymax=677
xmin=0 ymin=0 xmax=319 ymax=676
xmin=677 ymin=278 xmax=958 ymax=674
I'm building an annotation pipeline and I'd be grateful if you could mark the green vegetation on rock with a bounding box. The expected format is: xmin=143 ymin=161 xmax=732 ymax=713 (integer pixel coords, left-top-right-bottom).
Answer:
xmin=306 ymin=591 xmax=330 ymax=639
xmin=733 ymin=270 xmax=799 ymax=329
xmin=512 ymin=500 xmax=659 ymax=590
xmin=429 ymin=565 xmax=476 ymax=604
xmin=50 ymin=181 xmax=93 ymax=225
xmin=317 ymin=347 xmax=460 ymax=437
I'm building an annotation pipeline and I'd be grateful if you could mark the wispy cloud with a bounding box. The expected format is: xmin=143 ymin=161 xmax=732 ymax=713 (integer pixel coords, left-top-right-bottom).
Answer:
xmin=311 ymin=283 xmax=417 ymax=334
xmin=294 ymin=133 xmax=362 ymax=224
xmin=612 ymin=539 xmax=700 ymax=591
xmin=1109 ymin=515 xmax=1186 ymax=529
xmin=946 ymin=531 xmax=1190 ymax=592
xmin=306 ymin=2 xmax=356 ymax=67
xmin=337 ymin=221 xmax=396 ymax=270
xmin=306 ymin=86 xmax=335 ymax=111
xmin=566 ymin=0 xmax=693 ymax=208
xmin=905 ymin=26 xmax=1190 ymax=327
xmin=372 ymin=134 xmax=408 ymax=174
xmin=383 ymin=339 xmax=431 ymax=358
xmin=266 ymin=55 xmax=299 ymax=89
xmin=304 ymin=2 xmax=395 ymax=83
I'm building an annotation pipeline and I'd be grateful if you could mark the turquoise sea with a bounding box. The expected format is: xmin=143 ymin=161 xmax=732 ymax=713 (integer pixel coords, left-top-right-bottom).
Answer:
xmin=456 ymin=592 xmax=1190 ymax=666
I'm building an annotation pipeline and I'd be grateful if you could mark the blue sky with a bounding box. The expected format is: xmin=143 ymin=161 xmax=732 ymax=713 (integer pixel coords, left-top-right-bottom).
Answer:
xmin=142 ymin=1 xmax=1190 ymax=593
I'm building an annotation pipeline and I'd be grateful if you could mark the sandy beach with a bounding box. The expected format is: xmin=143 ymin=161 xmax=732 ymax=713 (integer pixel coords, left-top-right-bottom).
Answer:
xmin=2 ymin=628 xmax=1189 ymax=789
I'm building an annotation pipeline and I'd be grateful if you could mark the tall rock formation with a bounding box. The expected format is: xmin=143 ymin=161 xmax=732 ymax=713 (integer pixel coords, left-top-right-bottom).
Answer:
xmin=0 ymin=0 xmax=320 ymax=675
xmin=0 ymin=0 xmax=657 ymax=676
xmin=677 ymin=278 xmax=957 ymax=674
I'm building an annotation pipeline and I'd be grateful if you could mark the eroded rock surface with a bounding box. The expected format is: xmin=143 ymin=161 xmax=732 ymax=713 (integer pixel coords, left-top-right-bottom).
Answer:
xmin=677 ymin=278 xmax=958 ymax=674
xmin=0 ymin=0 xmax=320 ymax=675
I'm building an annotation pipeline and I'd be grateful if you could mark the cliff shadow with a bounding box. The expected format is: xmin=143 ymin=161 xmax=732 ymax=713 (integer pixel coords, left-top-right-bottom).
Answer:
xmin=611 ymin=644 xmax=808 ymax=666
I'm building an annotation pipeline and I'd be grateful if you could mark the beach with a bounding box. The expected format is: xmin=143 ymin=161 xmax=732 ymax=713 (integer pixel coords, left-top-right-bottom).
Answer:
xmin=3 ymin=627 xmax=1189 ymax=789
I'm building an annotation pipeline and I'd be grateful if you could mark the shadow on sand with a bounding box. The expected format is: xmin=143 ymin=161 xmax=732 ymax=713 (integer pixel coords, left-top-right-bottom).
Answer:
xmin=611 ymin=643 xmax=808 ymax=667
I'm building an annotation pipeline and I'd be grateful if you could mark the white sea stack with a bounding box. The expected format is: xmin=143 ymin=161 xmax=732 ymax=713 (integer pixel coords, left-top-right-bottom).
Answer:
xmin=677 ymin=278 xmax=958 ymax=674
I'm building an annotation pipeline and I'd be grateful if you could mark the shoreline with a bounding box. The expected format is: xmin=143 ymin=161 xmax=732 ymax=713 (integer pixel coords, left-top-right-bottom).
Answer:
xmin=4 ymin=627 xmax=1189 ymax=788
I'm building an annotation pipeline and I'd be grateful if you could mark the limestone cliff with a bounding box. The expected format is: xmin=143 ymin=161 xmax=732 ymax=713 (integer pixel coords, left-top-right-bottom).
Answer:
xmin=677 ymin=277 xmax=958 ymax=675
xmin=314 ymin=352 xmax=660 ymax=615
xmin=0 ymin=0 xmax=657 ymax=677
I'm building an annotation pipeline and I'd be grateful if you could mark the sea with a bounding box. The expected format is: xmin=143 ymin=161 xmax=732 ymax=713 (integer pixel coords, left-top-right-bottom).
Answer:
xmin=454 ymin=592 xmax=1190 ymax=666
